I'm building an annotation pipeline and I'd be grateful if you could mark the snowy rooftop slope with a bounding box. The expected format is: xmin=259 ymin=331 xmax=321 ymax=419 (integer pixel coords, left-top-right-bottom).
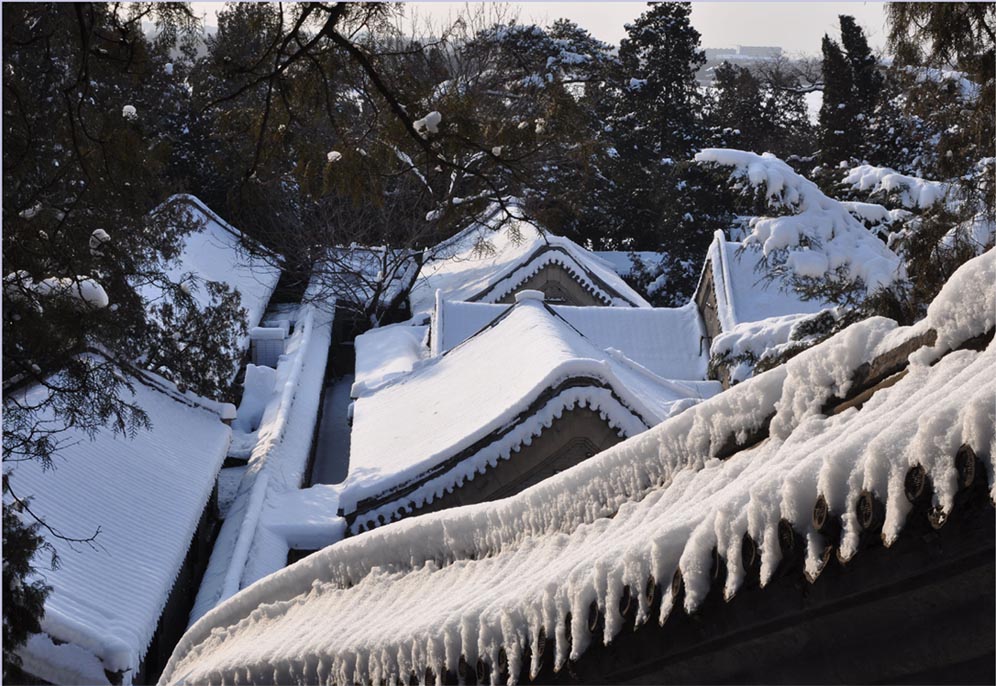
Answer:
xmin=409 ymin=205 xmax=651 ymax=315
xmin=161 ymin=249 xmax=995 ymax=686
xmin=702 ymin=230 xmax=831 ymax=335
xmin=352 ymin=323 xmax=429 ymax=398
xmin=431 ymin=298 xmax=709 ymax=380
xmin=8 ymin=372 xmax=231 ymax=685
xmin=340 ymin=293 xmax=719 ymax=524
xmin=320 ymin=245 xmax=420 ymax=312
xmin=146 ymin=195 xmax=281 ymax=345
xmin=696 ymin=150 xmax=904 ymax=293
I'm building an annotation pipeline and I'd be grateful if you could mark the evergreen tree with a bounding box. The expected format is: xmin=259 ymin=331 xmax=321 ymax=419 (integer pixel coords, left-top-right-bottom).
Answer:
xmin=710 ymin=62 xmax=767 ymax=151
xmin=819 ymin=33 xmax=857 ymax=165
xmin=840 ymin=15 xmax=883 ymax=116
xmin=576 ymin=2 xmax=717 ymax=263
xmin=819 ymin=16 xmax=883 ymax=166
xmin=615 ymin=2 xmax=705 ymax=160
xmin=2 ymin=490 xmax=51 ymax=681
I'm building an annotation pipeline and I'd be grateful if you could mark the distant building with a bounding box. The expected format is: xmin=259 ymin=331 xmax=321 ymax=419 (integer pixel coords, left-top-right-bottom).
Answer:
xmin=703 ymin=45 xmax=783 ymax=61
xmin=700 ymin=45 xmax=785 ymax=85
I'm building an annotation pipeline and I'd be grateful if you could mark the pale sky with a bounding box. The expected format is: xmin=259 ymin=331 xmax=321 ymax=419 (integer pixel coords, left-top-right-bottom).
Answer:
xmin=190 ymin=2 xmax=889 ymax=57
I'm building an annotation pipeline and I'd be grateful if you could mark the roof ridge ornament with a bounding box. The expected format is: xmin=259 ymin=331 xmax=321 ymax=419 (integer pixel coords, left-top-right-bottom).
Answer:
xmin=515 ymin=289 xmax=546 ymax=303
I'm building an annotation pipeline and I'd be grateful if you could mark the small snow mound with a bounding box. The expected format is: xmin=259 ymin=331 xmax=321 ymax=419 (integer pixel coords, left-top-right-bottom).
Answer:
xmin=89 ymin=229 xmax=111 ymax=254
xmin=414 ymin=111 xmax=442 ymax=134
xmin=514 ymin=289 xmax=545 ymax=303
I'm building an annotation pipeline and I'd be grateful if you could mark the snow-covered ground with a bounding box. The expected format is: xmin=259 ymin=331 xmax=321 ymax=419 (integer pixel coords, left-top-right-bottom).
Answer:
xmin=160 ymin=248 xmax=994 ymax=686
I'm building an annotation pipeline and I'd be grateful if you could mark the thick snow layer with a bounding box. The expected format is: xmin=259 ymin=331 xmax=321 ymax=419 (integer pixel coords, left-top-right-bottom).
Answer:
xmin=843 ymin=165 xmax=952 ymax=210
xmin=904 ymin=65 xmax=981 ymax=101
xmin=190 ymin=297 xmax=335 ymax=624
xmin=918 ymin=246 xmax=995 ymax=356
xmin=161 ymin=250 xmax=995 ymax=686
xmin=7 ymin=372 xmax=231 ymax=684
xmin=143 ymin=195 xmax=281 ymax=354
xmin=431 ymin=298 xmax=710 ymax=380
xmin=703 ymin=231 xmax=830 ymax=332
xmin=340 ymin=296 xmax=720 ymax=526
xmin=712 ymin=311 xmax=823 ymax=383
xmin=696 ymin=150 xmax=904 ymax=293
xmin=409 ymin=204 xmax=651 ymax=315
xmin=352 ymin=323 xmax=429 ymax=398
xmin=414 ymin=111 xmax=442 ymax=134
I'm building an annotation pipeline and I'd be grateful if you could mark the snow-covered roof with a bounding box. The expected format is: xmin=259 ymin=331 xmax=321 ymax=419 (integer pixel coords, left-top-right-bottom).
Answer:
xmin=319 ymin=245 xmax=421 ymax=312
xmin=339 ymin=291 xmax=719 ymax=529
xmin=430 ymin=297 xmax=709 ymax=380
xmin=409 ymin=206 xmax=651 ymax=315
xmin=161 ymin=248 xmax=995 ymax=686
xmin=702 ymin=230 xmax=830 ymax=332
xmin=8 ymin=370 xmax=233 ymax=685
xmin=148 ymin=195 xmax=282 ymax=348
xmin=352 ymin=323 xmax=429 ymax=398
xmin=189 ymin=300 xmax=335 ymax=625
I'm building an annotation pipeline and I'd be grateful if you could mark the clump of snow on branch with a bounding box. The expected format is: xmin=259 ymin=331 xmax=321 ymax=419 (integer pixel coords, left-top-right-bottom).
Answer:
xmin=413 ymin=111 xmax=442 ymax=134
xmin=121 ymin=104 xmax=137 ymax=120
xmin=844 ymin=161 xmax=995 ymax=254
xmin=89 ymin=229 xmax=111 ymax=255
xmin=326 ymin=151 xmax=342 ymax=163
xmin=695 ymin=149 xmax=905 ymax=298
xmin=843 ymin=165 xmax=951 ymax=210
xmin=5 ymin=272 xmax=109 ymax=309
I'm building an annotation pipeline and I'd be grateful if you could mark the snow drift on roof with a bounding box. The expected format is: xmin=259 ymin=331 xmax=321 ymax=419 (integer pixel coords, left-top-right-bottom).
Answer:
xmin=352 ymin=323 xmax=429 ymax=398
xmin=189 ymin=300 xmax=334 ymax=625
xmin=431 ymin=298 xmax=709 ymax=380
xmin=161 ymin=248 xmax=994 ymax=686
xmin=7 ymin=373 xmax=231 ymax=684
xmin=594 ymin=251 xmax=665 ymax=278
xmin=409 ymin=205 xmax=651 ymax=315
xmin=340 ymin=295 xmax=719 ymax=523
